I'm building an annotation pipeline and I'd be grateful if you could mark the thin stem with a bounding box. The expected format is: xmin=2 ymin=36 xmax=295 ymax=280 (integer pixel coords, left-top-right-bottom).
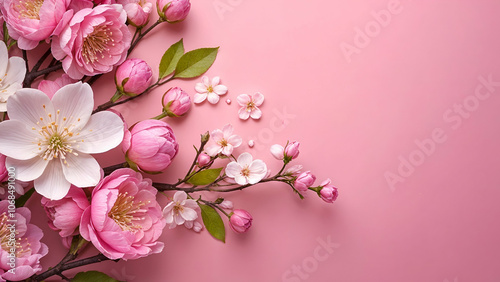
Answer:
xmin=199 ymin=199 xmax=231 ymax=217
xmin=154 ymin=177 xmax=284 ymax=193
xmin=103 ymin=162 xmax=128 ymax=175
xmin=24 ymin=63 xmax=63 ymax=87
xmin=31 ymin=48 xmax=51 ymax=72
xmin=128 ymin=20 xmax=163 ymax=55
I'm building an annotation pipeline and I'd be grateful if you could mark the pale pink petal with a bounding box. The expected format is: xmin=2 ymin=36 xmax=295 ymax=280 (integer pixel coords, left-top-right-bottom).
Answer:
xmin=221 ymin=144 xmax=234 ymax=156
xmin=237 ymin=152 xmax=253 ymax=167
xmin=234 ymin=175 xmax=248 ymax=185
xmin=6 ymin=157 xmax=48 ymax=182
xmin=238 ymin=107 xmax=250 ymax=120
xmin=270 ymin=144 xmax=285 ymax=160
xmin=211 ymin=76 xmax=220 ymax=86
xmin=180 ymin=208 xmax=197 ymax=221
xmin=34 ymin=160 xmax=71 ymax=200
xmin=205 ymin=144 xmax=222 ymax=157
xmin=6 ymin=88 xmax=54 ymax=130
xmin=0 ymin=120 xmax=40 ymax=160
xmin=222 ymin=124 xmax=233 ymax=136
xmin=250 ymin=107 xmax=262 ymax=119
xmin=237 ymin=94 xmax=251 ymax=106
xmin=193 ymin=93 xmax=207 ymax=104
xmin=75 ymin=111 xmax=124 ymax=154
xmin=195 ymin=83 xmax=207 ymax=93
xmin=225 ymin=162 xmax=242 ymax=178
xmin=212 ymin=85 xmax=228 ymax=95
xmin=207 ymin=92 xmax=220 ymax=104
xmin=61 ymin=153 xmax=101 ymax=188
xmin=173 ymin=191 xmax=187 ymax=202
xmin=183 ymin=199 xmax=199 ymax=209
xmin=227 ymin=135 xmax=242 ymax=147
xmin=253 ymin=92 xmax=265 ymax=106
xmin=210 ymin=129 xmax=224 ymax=141
xmin=51 ymin=82 xmax=94 ymax=128
xmin=201 ymin=76 xmax=210 ymax=87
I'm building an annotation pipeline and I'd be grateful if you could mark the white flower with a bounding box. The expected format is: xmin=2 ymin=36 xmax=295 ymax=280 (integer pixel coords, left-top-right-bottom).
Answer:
xmin=194 ymin=76 xmax=228 ymax=104
xmin=0 ymin=82 xmax=125 ymax=200
xmin=237 ymin=92 xmax=264 ymax=120
xmin=0 ymin=41 xmax=26 ymax=112
xmin=225 ymin=152 xmax=267 ymax=185
xmin=163 ymin=191 xmax=199 ymax=229
xmin=205 ymin=124 xmax=242 ymax=157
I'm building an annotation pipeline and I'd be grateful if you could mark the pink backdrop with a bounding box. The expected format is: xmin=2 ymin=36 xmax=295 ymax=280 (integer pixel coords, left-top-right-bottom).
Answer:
xmin=27 ymin=0 xmax=500 ymax=281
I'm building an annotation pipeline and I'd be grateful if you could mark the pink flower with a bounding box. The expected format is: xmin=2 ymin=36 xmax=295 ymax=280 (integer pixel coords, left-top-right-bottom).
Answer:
xmin=205 ymin=124 xmax=242 ymax=157
xmin=41 ymin=186 xmax=90 ymax=248
xmin=229 ymin=209 xmax=252 ymax=233
xmin=79 ymin=168 xmax=166 ymax=260
xmin=115 ymin=58 xmax=153 ymax=96
xmin=162 ymin=191 xmax=198 ymax=229
xmin=0 ymin=201 xmax=48 ymax=281
xmin=319 ymin=179 xmax=338 ymax=203
xmin=51 ymin=4 xmax=132 ymax=79
xmin=0 ymin=0 xmax=70 ymax=50
xmin=294 ymin=171 xmax=316 ymax=193
xmin=225 ymin=152 xmax=267 ymax=185
xmin=270 ymin=141 xmax=300 ymax=161
xmin=197 ymin=152 xmax=211 ymax=167
xmin=237 ymin=92 xmax=264 ymax=120
xmin=283 ymin=164 xmax=303 ymax=176
xmin=122 ymin=120 xmax=179 ymax=173
xmin=162 ymin=87 xmax=191 ymax=117
xmin=37 ymin=74 xmax=76 ymax=99
xmin=157 ymin=0 xmax=190 ymax=22
xmin=119 ymin=0 xmax=152 ymax=27
xmin=194 ymin=76 xmax=228 ymax=104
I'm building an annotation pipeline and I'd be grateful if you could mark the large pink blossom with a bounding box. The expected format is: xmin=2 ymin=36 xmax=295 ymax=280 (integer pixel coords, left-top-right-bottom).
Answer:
xmin=51 ymin=4 xmax=132 ymax=79
xmin=41 ymin=185 xmax=90 ymax=248
xmin=0 ymin=0 xmax=70 ymax=50
xmin=0 ymin=201 xmax=48 ymax=281
xmin=80 ymin=168 xmax=166 ymax=260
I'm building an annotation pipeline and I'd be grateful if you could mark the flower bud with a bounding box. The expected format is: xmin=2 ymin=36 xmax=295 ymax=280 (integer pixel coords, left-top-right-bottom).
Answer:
xmin=197 ymin=152 xmax=211 ymax=167
xmin=319 ymin=179 xmax=338 ymax=203
xmin=270 ymin=144 xmax=284 ymax=160
xmin=157 ymin=0 xmax=190 ymax=22
xmin=123 ymin=120 xmax=179 ymax=173
xmin=284 ymin=141 xmax=300 ymax=160
xmin=124 ymin=2 xmax=153 ymax=27
xmin=294 ymin=171 xmax=316 ymax=193
xmin=115 ymin=58 xmax=153 ymax=96
xmin=162 ymin=87 xmax=191 ymax=117
xmin=219 ymin=200 xmax=233 ymax=210
xmin=229 ymin=209 xmax=252 ymax=233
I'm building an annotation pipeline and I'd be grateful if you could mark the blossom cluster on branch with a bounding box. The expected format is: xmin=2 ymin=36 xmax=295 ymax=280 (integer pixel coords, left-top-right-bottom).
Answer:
xmin=0 ymin=0 xmax=338 ymax=281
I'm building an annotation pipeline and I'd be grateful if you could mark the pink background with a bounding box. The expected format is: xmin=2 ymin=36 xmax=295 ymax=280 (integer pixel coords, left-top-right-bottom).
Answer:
xmin=26 ymin=0 xmax=500 ymax=281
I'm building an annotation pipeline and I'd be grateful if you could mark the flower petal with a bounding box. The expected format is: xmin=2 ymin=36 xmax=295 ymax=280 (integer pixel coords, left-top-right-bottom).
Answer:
xmin=205 ymin=144 xmax=222 ymax=157
xmin=75 ymin=111 xmax=124 ymax=154
xmin=222 ymin=124 xmax=233 ymax=136
xmin=213 ymin=85 xmax=227 ymax=95
xmin=0 ymin=120 xmax=40 ymax=159
xmin=201 ymin=76 xmax=209 ymax=86
xmin=238 ymin=107 xmax=250 ymax=120
xmin=211 ymin=76 xmax=220 ymax=86
xmin=51 ymin=82 xmax=94 ymax=128
xmin=180 ymin=208 xmax=198 ymax=221
xmin=207 ymin=92 xmax=220 ymax=104
xmin=253 ymin=92 xmax=265 ymax=106
xmin=4 ymin=57 xmax=27 ymax=86
xmin=250 ymin=107 xmax=262 ymax=119
xmin=237 ymin=152 xmax=253 ymax=167
xmin=34 ymin=160 xmax=71 ymax=200
xmin=195 ymin=83 xmax=207 ymax=93
xmin=6 ymin=88 xmax=54 ymax=130
xmin=225 ymin=162 xmax=241 ymax=178
xmin=173 ymin=191 xmax=187 ymax=202
xmin=0 ymin=42 xmax=8 ymax=76
xmin=61 ymin=153 xmax=101 ymax=188
xmin=237 ymin=94 xmax=251 ymax=106
xmin=234 ymin=175 xmax=248 ymax=185
xmin=193 ymin=93 xmax=207 ymax=104
xmin=227 ymin=134 xmax=242 ymax=147
xmin=6 ymin=157 xmax=48 ymax=182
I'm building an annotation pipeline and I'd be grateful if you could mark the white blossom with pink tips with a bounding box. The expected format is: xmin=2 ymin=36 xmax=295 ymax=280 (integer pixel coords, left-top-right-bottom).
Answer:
xmin=194 ymin=76 xmax=228 ymax=104
xmin=163 ymin=191 xmax=199 ymax=229
xmin=225 ymin=152 xmax=267 ymax=185
xmin=205 ymin=124 xmax=242 ymax=157
xmin=237 ymin=92 xmax=264 ymax=120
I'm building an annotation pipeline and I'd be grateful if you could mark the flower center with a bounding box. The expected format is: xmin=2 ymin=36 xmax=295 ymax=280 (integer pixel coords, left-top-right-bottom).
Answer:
xmin=218 ymin=139 xmax=228 ymax=147
xmin=108 ymin=192 xmax=149 ymax=232
xmin=207 ymin=85 xmax=214 ymax=93
xmin=16 ymin=0 xmax=44 ymax=20
xmin=0 ymin=213 xmax=31 ymax=258
xmin=241 ymin=166 xmax=251 ymax=177
xmin=82 ymin=24 xmax=114 ymax=64
xmin=35 ymin=105 xmax=83 ymax=163
xmin=246 ymin=102 xmax=255 ymax=111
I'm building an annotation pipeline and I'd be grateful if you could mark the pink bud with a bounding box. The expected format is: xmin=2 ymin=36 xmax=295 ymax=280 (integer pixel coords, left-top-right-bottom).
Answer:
xmin=270 ymin=144 xmax=284 ymax=160
xmin=122 ymin=120 xmax=179 ymax=173
xmin=115 ymin=58 xmax=153 ymax=96
xmin=229 ymin=209 xmax=253 ymax=233
xmin=284 ymin=141 xmax=300 ymax=160
xmin=124 ymin=2 xmax=152 ymax=27
xmin=192 ymin=221 xmax=203 ymax=232
xmin=294 ymin=171 xmax=316 ymax=193
xmin=219 ymin=200 xmax=233 ymax=210
xmin=319 ymin=179 xmax=338 ymax=203
xmin=197 ymin=152 xmax=211 ymax=167
xmin=162 ymin=87 xmax=191 ymax=117
xmin=157 ymin=0 xmax=190 ymax=22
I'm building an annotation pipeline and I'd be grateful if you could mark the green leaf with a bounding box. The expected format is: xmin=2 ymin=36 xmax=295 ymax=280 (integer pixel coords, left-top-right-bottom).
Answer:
xmin=174 ymin=47 xmax=219 ymax=78
xmin=199 ymin=203 xmax=225 ymax=243
xmin=15 ymin=188 xmax=34 ymax=208
xmin=186 ymin=168 xmax=222 ymax=186
xmin=72 ymin=271 xmax=120 ymax=282
xmin=159 ymin=39 xmax=184 ymax=79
